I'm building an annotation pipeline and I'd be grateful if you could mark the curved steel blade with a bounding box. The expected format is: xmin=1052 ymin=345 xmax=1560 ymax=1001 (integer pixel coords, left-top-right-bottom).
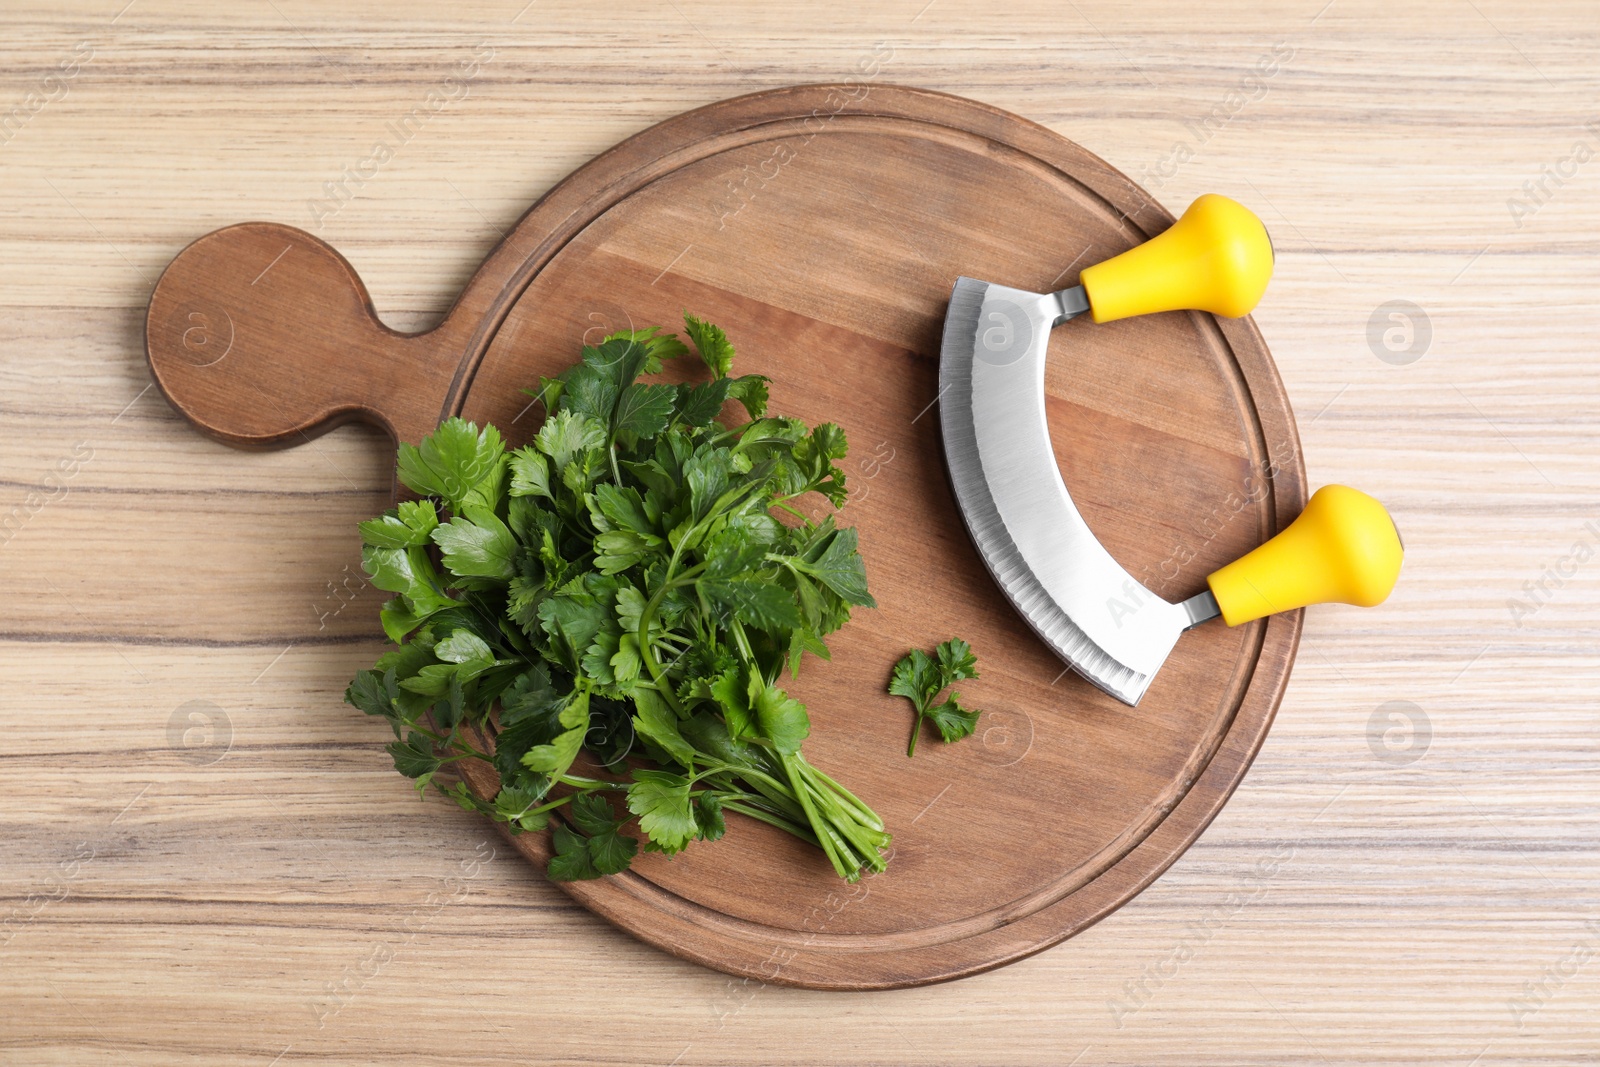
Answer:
xmin=937 ymin=278 xmax=1190 ymax=706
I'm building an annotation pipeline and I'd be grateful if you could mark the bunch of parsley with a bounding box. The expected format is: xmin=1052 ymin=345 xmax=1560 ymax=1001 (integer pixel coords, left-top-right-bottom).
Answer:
xmin=345 ymin=315 xmax=891 ymax=882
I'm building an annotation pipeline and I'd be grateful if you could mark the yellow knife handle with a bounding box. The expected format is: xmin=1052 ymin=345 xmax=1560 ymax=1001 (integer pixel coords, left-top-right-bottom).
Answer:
xmin=1079 ymin=194 xmax=1274 ymax=323
xmin=1205 ymin=485 xmax=1404 ymax=627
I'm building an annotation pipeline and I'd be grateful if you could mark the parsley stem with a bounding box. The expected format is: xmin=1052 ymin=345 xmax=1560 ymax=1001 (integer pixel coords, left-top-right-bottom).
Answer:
xmin=779 ymin=750 xmax=849 ymax=880
xmin=698 ymin=760 xmax=798 ymax=810
xmin=736 ymin=775 xmax=809 ymax=826
xmin=454 ymin=741 xmax=491 ymax=761
xmin=719 ymin=801 xmax=818 ymax=845
xmin=770 ymin=500 xmax=809 ymax=522
xmin=506 ymin=782 xmax=623 ymax=823
xmin=804 ymin=781 xmax=888 ymax=869
xmin=637 ymin=647 xmax=682 ymax=715
xmin=634 ymin=565 xmax=710 ymax=719
xmin=557 ymin=774 xmax=624 ymax=791
xmin=817 ymin=820 xmax=864 ymax=882
xmin=728 ymin=618 xmax=757 ymax=668
xmin=795 ymin=756 xmax=886 ymax=833
xmin=636 ymin=584 xmax=687 ymax=718
xmin=411 ymin=723 xmax=490 ymax=763
xmin=510 ymin=794 xmax=577 ymax=819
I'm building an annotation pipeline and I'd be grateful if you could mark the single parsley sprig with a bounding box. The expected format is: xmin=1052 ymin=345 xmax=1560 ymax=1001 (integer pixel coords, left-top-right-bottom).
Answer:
xmin=345 ymin=314 xmax=891 ymax=882
xmin=889 ymin=639 xmax=982 ymax=757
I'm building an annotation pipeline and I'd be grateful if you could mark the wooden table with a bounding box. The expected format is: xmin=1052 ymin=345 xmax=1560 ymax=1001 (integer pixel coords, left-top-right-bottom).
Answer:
xmin=3 ymin=2 xmax=1595 ymax=1062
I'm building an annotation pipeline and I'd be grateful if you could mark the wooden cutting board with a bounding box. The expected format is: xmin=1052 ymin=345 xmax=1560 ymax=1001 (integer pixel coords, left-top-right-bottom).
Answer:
xmin=144 ymin=84 xmax=1304 ymax=990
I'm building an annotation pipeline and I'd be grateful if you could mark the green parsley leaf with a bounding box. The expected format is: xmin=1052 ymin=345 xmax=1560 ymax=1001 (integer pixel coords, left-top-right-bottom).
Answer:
xmin=695 ymin=792 xmax=727 ymax=842
xmin=790 ymin=526 xmax=875 ymax=608
xmin=396 ymin=418 xmax=504 ymax=511
xmin=545 ymin=795 xmax=641 ymax=880
xmin=927 ymin=696 xmax=981 ymax=743
xmin=568 ymin=792 xmax=619 ymax=835
xmin=587 ymin=823 xmax=639 ymax=875
xmin=751 ymin=680 xmax=810 ymax=755
xmin=684 ymin=447 xmax=732 ymax=520
xmin=346 ymin=668 xmax=393 ymax=719
xmin=547 ymin=823 xmax=601 ymax=881
xmin=561 ymin=362 xmax=621 ymax=424
xmin=726 ymin=374 xmax=769 ymax=419
xmin=431 ymin=506 xmax=517 ymax=581
xmin=493 ymin=783 xmax=552 ymax=833
xmin=520 ymin=689 xmax=590 ymax=778
xmin=621 ymin=326 xmax=689 ymax=374
xmin=699 ymin=576 xmax=803 ymax=633
xmin=936 ymin=637 xmax=978 ymax=684
xmin=362 ymin=545 xmax=438 ymax=603
xmin=677 ymin=377 xmax=734 ymax=428
xmin=537 ymin=580 xmax=614 ymax=673
xmin=684 ymin=313 xmax=734 ymax=379
xmin=708 ymin=667 xmax=754 ymax=743
xmin=889 ymin=639 xmax=985 ymax=757
xmin=699 ymin=525 xmax=767 ymax=579
xmin=631 ymin=686 xmax=696 ymax=768
xmin=387 ymin=732 xmax=440 ymax=780
xmin=536 ymin=409 xmax=606 ymax=473
xmin=888 ymin=647 xmax=936 ymax=705
xmin=627 ymin=769 xmax=697 ymax=855
xmin=435 ymin=628 xmax=493 ymax=665
xmin=614 ymin=382 xmax=678 ymax=440
xmin=358 ymin=499 xmax=440 ymax=548
xmin=591 ymin=483 xmax=656 ymax=535
xmin=377 ymin=598 xmax=428 ymax=645
xmin=509 ymin=447 xmax=552 ymax=499
xmin=582 ymin=335 xmax=649 ymax=392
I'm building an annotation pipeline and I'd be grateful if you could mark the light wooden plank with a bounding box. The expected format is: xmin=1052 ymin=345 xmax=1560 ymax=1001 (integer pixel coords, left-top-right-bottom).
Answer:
xmin=3 ymin=0 xmax=1598 ymax=1062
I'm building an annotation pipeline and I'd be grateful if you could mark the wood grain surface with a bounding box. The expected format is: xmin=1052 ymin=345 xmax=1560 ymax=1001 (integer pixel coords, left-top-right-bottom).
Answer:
xmin=144 ymin=83 xmax=1307 ymax=989
xmin=3 ymin=0 xmax=1597 ymax=1061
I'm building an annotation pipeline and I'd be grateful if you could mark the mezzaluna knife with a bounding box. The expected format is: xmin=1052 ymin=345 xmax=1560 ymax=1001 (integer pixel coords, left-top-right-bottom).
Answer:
xmin=938 ymin=194 xmax=1403 ymax=705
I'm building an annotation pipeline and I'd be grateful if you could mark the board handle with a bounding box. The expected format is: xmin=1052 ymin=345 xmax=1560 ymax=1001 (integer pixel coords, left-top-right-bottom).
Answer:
xmin=145 ymin=222 xmax=460 ymax=449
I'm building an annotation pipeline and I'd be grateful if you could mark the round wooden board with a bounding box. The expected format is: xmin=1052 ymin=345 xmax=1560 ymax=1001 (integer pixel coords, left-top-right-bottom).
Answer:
xmin=146 ymin=84 xmax=1305 ymax=990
